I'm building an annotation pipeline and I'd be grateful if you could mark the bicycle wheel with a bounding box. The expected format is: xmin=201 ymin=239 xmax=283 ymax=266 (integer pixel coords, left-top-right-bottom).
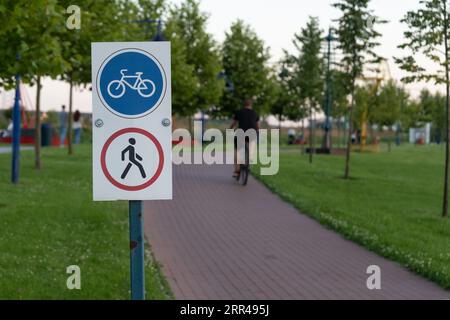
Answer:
xmin=138 ymin=79 xmax=156 ymax=98
xmin=107 ymin=80 xmax=125 ymax=98
xmin=239 ymin=164 xmax=249 ymax=186
xmin=239 ymin=143 xmax=250 ymax=186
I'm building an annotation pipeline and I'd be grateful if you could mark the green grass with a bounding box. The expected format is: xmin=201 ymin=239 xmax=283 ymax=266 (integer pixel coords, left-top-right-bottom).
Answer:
xmin=0 ymin=145 xmax=172 ymax=299
xmin=254 ymin=144 xmax=450 ymax=289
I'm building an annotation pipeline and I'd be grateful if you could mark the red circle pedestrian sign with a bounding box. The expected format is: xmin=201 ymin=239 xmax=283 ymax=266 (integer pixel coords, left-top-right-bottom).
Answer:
xmin=92 ymin=42 xmax=172 ymax=201
xmin=100 ymin=128 xmax=164 ymax=191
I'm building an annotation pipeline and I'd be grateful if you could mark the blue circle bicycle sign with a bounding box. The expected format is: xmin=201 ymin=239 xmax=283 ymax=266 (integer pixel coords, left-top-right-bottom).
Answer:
xmin=96 ymin=48 xmax=167 ymax=118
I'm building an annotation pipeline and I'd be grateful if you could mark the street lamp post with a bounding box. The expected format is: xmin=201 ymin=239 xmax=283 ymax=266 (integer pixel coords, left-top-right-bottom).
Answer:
xmin=11 ymin=71 xmax=21 ymax=184
xmin=322 ymin=28 xmax=335 ymax=152
xmin=132 ymin=18 xmax=165 ymax=41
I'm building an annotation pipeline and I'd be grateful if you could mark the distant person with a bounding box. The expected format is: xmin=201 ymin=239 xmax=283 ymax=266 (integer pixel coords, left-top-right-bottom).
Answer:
xmin=288 ymin=128 xmax=296 ymax=145
xmin=59 ymin=105 xmax=68 ymax=147
xmin=351 ymin=132 xmax=357 ymax=145
xmin=435 ymin=132 xmax=441 ymax=145
xmin=229 ymin=99 xmax=260 ymax=178
xmin=1 ymin=121 xmax=13 ymax=138
xmin=73 ymin=110 xmax=82 ymax=144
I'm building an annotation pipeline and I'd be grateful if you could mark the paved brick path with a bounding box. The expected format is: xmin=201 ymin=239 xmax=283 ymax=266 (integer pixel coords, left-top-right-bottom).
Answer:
xmin=144 ymin=163 xmax=450 ymax=300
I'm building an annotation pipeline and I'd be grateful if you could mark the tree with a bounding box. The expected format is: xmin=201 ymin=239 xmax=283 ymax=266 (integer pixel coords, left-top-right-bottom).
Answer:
xmin=396 ymin=0 xmax=450 ymax=217
xmin=166 ymin=0 xmax=223 ymax=118
xmin=164 ymin=23 xmax=198 ymax=117
xmin=274 ymin=53 xmax=309 ymax=147
xmin=372 ymin=80 xmax=406 ymax=151
xmin=333 ymin=0 xmax=385 ymax=178
xmin=271 ymin=57 xmax=296 ymax=129
xmin=220 ymin=20 xmax=271 ymax=116
xmin=0 ymin=1 xmax=67 ymax=169
xmin=59 ymin=0 xmax=125 ymax=155
xmin=293 ymin=17 xmax=324 ymax=163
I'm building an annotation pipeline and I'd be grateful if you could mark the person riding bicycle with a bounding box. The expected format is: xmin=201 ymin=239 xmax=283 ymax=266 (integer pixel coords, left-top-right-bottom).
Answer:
xmin=229 ymin=99 xmax=260 ymax=178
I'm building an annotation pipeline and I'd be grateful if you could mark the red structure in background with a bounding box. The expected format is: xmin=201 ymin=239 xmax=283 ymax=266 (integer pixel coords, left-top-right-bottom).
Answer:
xmin=19 ymin=83 xmax=32 ymax=129
xmin=0 ymin=84 xmax=65 ymax=146
xmin=0 ymin=134 xmax=66 ymax=146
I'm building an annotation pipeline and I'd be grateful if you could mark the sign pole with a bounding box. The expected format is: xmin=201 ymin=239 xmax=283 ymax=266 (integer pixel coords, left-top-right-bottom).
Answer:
xmin=129 ymin=200 xmax=145 ymax=300
xmin=11 ymin=73 xmax=21 ymax=184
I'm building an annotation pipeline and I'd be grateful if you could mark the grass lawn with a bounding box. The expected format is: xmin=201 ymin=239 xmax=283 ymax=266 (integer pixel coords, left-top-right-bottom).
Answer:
xmin=254 ymin=144 xmax=450 ymax=289
xmin=0 ymin=144 xmax=172 ymax=299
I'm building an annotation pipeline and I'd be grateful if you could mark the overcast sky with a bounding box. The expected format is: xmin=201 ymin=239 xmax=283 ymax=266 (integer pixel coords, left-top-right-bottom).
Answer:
xmin=0 ymin=0 xmax=441 ymax=113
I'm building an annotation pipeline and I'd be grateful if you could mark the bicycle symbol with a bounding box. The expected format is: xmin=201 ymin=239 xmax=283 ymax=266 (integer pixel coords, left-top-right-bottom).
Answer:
xmin=107 ymin=69 xmax=156 ymax=99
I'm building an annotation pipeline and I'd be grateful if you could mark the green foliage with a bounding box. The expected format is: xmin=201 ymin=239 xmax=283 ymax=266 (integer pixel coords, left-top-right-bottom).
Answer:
xmin=220 ymin=20 xmax=271 ymax=116
xmin=407 ymin=89 xmax=447 ymax=138
xmin=333 ymin=0 xmax=385 ymax=90
xmin=352 ymin=85 xmax=371 ymax=129
xmin=275 ymin=17 xmax=325 ymax=123
xmin=58 ymin=0 xmax=126 ymax=86
xmin=257 ymin=69 xmax=281 ymax=118
xmin=136 ymin=0 xmax=166 ymax=40
xmin=330 ymin=70 xmax=351 ymax=119
xmin=2 ymin=108 xmax=13 ymax=121
xmin=272 ymin=53 xmax=304 ymax=121
xmin=372 ymin=80 xmax=407 ymax=127
xmin=0 ymin=0 xmax=67 ymax=88
xmin=294 ymin=17 xmax=324 ymax=113
xmin=165 ymin=0 xmax=223 ymax=116
xmin=396 ymin=0 xmax=450 ymax=84
xmin=271 ymin=56 xmax=298 ymax=122
xmin=431 ymin=92 xmax=447 ymax=139
xmin=0 ymin=110 xmax=8 ymax=129
xmin=166 ymin=26 xmax=198 ymax=116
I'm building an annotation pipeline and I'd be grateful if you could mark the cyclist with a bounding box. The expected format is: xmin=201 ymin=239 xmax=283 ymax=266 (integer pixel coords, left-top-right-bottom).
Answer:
xmin=229 ymin=99 xmax=260 ymax=178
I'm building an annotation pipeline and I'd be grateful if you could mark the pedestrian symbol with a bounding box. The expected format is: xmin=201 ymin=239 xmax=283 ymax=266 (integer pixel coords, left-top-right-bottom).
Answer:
xmin=97 ymin=48 xmax=166 ymax=118
xmin=100 ymin=128 xmax=164 ymax=192
xmin=121 ymin=138 xmax=147 ymax=180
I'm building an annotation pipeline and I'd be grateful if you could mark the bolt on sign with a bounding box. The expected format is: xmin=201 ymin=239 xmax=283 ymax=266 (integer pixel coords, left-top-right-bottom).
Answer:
xmin=92 ymin=42 xmax=172 ymax=201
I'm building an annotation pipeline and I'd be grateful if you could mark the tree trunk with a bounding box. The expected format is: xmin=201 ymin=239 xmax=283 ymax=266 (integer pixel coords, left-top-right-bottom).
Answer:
xmin=309 ymin=106 xmax=314 ymax=164
xmin=301 ymin=117 xmax=305 ymax=155
xmin=343 ymin=116 xmax=347 ymax=148
xmin=344 ymin=84 xmax=356 ymax=179
xmin=34 ymin=76 xmax=42 ymax=169
xmin=443 ymin=3 xmax=449 ymax=218
xmin=388 ymin=128 xmax=392 ymax=152
xmin=68 ymin=79 xmax=74 ymax=155
xmin=336 ymin=118 xmax=341 ymax=148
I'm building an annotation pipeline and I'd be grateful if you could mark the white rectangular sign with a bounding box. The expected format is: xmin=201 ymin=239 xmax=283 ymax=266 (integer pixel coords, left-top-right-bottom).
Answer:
xmin=92 ymin=42 xmax=172 ymax=201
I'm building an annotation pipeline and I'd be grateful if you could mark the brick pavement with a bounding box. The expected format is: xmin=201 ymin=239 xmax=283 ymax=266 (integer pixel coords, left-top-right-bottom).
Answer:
xmin=144 ymin=163 xmax=450 ymax=300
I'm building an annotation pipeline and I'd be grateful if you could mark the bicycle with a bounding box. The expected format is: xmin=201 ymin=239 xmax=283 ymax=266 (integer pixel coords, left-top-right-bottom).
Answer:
xmin=107 ymin=69 xmax=156 ymax=99
xmin=236 ymin=140 xmax=250 ymax=186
